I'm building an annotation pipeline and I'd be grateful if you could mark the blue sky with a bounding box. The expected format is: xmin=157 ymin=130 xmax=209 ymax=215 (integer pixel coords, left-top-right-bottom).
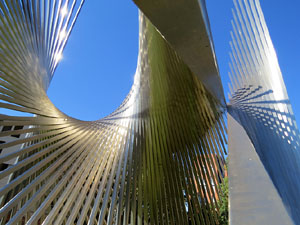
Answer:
xmin=47 ymin=0 xmax=300 ymax=124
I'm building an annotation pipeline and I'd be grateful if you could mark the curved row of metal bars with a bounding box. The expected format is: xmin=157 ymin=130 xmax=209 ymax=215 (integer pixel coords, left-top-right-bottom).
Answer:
xmin=0 ymin=0 xmax=228 ymax=224
xmin=0 ymin=0 xmax=299 ymax=224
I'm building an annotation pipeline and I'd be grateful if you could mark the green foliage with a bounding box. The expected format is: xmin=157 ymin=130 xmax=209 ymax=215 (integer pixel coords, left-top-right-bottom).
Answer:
xmin=218 ymin=177 xmax=228 ymax=225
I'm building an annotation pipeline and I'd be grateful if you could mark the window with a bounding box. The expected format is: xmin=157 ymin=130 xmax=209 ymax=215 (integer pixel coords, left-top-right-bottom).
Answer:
xmin=0 ymin=163 xmax=8 ymax=171
xmin=2 ymin=126 xmax=12 ymax=132
xmin=0 ymin=140 xmax=5 ymax=154
xmin=11 ymin=126 xmax=24 ymax=138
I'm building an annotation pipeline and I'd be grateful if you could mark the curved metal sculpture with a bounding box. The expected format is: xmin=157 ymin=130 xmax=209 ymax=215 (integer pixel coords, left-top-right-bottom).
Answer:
xmin=0 ymin=0 xmax=298 ymax=224
xmin=0 ymin=0 xmax=227 ymax=224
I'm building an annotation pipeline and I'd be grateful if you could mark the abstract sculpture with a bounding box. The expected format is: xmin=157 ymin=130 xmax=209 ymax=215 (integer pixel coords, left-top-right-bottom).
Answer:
xmin=0 ymin=0 xmax=298 ymax=224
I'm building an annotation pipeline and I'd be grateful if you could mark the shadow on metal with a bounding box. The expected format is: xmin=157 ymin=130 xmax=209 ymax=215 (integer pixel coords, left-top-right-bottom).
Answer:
xmin=229 ymin=86 xmax=300 ymax=223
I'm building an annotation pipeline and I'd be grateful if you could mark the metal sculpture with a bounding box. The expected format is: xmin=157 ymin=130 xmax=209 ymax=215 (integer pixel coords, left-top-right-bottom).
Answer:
xmin=228 ymin=0 xmax=300 ymax=224
xmin=0 ymin=0 xmax=298 ymax=224
xmin=0 ymin=0 xmax=227 ymax=224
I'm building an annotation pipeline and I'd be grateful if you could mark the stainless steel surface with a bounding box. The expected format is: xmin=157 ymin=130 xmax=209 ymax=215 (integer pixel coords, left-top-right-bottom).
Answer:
xmin=0 ymin=0 xmax=227 ymax=224
xmin=228 ymin=113 xmax=293 ymax=225
xmin=133 ymin=0 xmax=225 ymax=106
xmin=1 ymin=0 xmax=300 ymax=224
xmin=228 ymin=0 xmax=300 ymax=223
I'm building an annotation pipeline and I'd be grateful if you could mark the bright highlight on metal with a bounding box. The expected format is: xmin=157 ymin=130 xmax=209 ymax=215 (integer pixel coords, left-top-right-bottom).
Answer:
xmin=0 ymin=0 xmax=298 ymax=224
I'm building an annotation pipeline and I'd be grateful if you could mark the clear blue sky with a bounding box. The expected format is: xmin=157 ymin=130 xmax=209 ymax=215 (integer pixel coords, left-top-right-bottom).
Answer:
xmin=47 ymin=0 xmax=300 ymax=124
